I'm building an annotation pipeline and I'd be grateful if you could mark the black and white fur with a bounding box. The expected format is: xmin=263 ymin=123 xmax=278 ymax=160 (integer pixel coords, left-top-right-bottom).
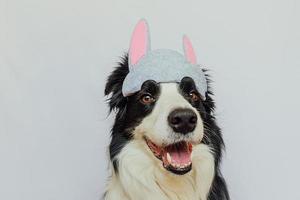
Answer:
xmin=103 ymin=56 xmax=229 ymax=200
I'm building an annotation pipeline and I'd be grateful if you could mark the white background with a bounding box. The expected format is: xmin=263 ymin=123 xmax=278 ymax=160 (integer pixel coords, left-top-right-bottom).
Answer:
xmin=1 ymin=0 xmax=300 ymax=199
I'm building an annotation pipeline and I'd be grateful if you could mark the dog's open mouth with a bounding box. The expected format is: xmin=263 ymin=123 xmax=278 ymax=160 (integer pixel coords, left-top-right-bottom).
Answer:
xmin=145 ymin=138 xmax=193 ymax=175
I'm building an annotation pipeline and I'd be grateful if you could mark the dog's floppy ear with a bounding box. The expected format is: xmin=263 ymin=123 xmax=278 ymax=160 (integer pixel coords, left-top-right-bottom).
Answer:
xmin=128 ymin=19 xmax=150 ymax=68
xmin=105 ymin=56 xmax=129 ymax=112
xmin=183 ymin=35 xmax=197 ymax=64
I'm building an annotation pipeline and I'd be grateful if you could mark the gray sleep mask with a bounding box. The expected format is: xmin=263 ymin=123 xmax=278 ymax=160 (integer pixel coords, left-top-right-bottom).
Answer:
xmin=122 ymin=19 xmax=207 ymax=99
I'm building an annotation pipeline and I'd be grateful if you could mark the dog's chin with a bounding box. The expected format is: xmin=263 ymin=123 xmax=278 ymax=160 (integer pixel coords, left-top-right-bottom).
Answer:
xmin=145 ymin=138 xmax=193 ymax=175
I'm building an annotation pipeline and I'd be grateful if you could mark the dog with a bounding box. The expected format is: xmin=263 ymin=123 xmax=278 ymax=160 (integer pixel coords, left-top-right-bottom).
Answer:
xmin=103 ymin=20 xmax=229 ymax=200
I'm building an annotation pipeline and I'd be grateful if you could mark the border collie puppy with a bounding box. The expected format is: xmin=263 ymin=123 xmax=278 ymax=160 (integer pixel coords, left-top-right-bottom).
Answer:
xmin=104 ymin=20 xmax=229 ymax=200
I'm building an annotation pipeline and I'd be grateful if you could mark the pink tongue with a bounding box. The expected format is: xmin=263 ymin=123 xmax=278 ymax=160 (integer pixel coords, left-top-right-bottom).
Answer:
xmin=168 ymin=147 xmax=191 ymax=165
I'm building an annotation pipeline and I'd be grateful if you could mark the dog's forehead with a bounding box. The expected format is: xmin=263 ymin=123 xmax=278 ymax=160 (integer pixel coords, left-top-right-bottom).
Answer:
xmin=159 ymin=83 xmax=182 ymax=96
xmin=122 ymin=49 xmax=207 ymax=98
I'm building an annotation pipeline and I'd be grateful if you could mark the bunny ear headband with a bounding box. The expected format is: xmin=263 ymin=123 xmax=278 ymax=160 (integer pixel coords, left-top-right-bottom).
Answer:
xmin=122 ymin=19 xmax=208 ymax=99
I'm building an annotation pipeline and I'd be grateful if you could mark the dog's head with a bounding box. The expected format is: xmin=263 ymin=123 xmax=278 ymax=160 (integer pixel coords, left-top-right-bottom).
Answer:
xmin=105 ymin=20 xmax=222 ymax=175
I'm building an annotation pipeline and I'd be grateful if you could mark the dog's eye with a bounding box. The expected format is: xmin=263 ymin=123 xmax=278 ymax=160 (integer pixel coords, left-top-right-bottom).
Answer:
xmin=189 ymin=91 xmax=200 ymax=101
xmin=140 ymin=94 xmax=155 ymax=104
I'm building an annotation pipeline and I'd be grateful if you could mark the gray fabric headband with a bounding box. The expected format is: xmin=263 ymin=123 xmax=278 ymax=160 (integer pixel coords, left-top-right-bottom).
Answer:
xmin=122 ymin=19 xmax=208 ymax=99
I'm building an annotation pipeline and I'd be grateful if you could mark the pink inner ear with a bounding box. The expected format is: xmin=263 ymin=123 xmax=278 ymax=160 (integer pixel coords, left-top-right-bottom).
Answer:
xmin=129 ymin=20 xmax=149 ymax=66
xmin=183 ymin=36 xmax=197 ymax=64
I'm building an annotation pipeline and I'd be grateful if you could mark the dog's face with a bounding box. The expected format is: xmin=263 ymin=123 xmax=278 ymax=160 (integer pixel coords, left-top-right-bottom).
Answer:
xmin=110 ymin=75 xmax=207 ymax=175
xmin=131 ymin=79 xmax=205 ymax=175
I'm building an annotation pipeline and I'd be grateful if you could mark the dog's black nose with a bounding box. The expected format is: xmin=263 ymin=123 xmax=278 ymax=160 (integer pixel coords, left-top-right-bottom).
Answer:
xmin=168 ymin=108 xmax=197 ymax=134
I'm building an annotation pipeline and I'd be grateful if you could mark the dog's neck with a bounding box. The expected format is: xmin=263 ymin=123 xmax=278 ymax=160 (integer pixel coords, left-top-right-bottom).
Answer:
xmin=104 ymin=140 xmax=215 ymax=200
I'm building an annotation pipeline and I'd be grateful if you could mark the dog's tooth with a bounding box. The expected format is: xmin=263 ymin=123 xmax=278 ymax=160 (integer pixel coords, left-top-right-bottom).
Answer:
xmin=166 ymin=153 xmax=172 ymax=163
